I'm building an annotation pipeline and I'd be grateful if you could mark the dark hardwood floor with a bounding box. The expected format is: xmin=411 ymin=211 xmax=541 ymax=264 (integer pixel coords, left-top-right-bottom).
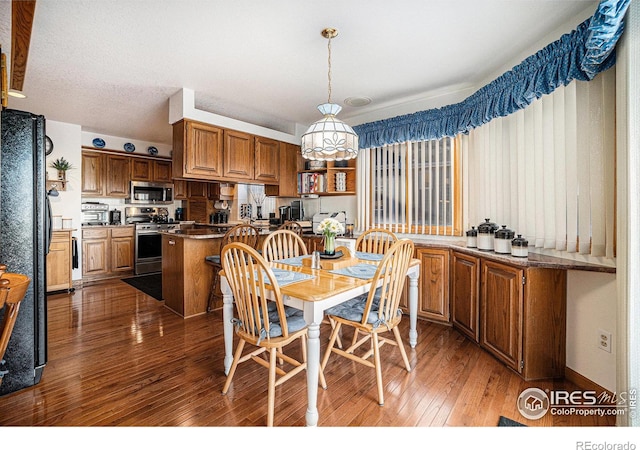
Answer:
xmin=0 ymin=279 xmax=618 ymax=430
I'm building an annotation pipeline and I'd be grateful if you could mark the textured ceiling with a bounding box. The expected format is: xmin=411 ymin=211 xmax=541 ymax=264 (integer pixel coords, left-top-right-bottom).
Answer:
xmin=0 ymin=0 xmax=597 ymax=146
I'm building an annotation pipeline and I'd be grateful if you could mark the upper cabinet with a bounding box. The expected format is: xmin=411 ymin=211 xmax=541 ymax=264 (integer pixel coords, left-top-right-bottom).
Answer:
xmin=81 ymin=149 xmax=172 ymax=197
xmin=223 ymin=129 xmax=253 ymax=180
xmin=81 ymin=151 xmax=130 ymax=198
xmin=172 ymin=119 xmax=291 ymax=188
xmin=254 ymin=136 xmax=280 ymax=183
xmin=131 ymin=158 xmax=173 ymax=183
xmin=172 ymin=120 xmax=224 ymax=180
xmin=265 ymin=142 xmax=301 ymax=197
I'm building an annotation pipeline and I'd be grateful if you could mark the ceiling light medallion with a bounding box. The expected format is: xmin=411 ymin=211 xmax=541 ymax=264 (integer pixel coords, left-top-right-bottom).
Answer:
xmin=301 ymin=28 xmax=358 ymax=161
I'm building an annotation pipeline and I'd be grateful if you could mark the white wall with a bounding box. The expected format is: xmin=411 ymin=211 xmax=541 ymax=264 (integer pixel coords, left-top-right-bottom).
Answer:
xmin=566 ymin=271 xmax=617 ymax=391
xmin=45 ymin=120 xmax=83 ymax=281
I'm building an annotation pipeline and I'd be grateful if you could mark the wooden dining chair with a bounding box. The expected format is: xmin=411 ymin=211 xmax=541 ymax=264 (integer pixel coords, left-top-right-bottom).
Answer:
xmin=320 ymin=239 xmax=415 ymax=406
xmin=262 ymin=229 xmax=308 ymax=262
xmin=278 ymin=221 xmax=303 ymax=236
xmin=355 ymin=228 xmax=398 ymax=254
xmin=220 ymin=242 xmax=309 ymax=426
xmin=0 ymin=264 xmax=31 ymax=386
xmin=205 ymin=224 xmax=259 ymax=312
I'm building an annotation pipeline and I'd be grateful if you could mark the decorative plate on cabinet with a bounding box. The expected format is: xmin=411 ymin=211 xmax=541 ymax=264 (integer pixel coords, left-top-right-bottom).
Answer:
xmin=147 ymin=146 xmax=158 ymax=156
xmin=124 ymin=142 xmax=135 ymax=153
xmin=92 ymin=138 xmax=105 ymax=148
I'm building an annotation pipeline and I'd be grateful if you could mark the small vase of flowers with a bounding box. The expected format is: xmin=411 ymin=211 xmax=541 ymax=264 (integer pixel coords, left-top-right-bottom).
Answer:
xmin=316 ymin=218 xmax=345 ymax=255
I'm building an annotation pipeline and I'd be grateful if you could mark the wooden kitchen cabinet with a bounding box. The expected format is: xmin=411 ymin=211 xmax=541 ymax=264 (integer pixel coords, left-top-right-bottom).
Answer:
xmin=399 ymin=247 xmax=449 ymax=322
xmin=223 ymin=129 xmax=253 ymax=180
xmin=480 ymin=260 xmax=523 ymax=372
xmin=82 ymin=226 xmax=134 ymax=281
xmin=131 ymin=159 xmax=173 ymax=182
xmin=131 ymin=158 xmax=152 ymax=181
xmin=172 ymin=119 xmax=224 ymax=180
xmin=46 ymin=230 xmax=74 ymax=292
xmin=110 ymin=227 xmax=135 ymax=273
xmin=81 ymin=150 xmax=130 ymax=198
xmin=162 ymin=233 xmax=220 ymax=318
xmin=451 ymin=251 xmax=480 ymax=341
xmin=254 ymin=136 xmax=280 ymax=183
xmin=265 ymin=142 xmax=302 ymax=197
xmin=173 ymin=118 xmax=293 ymax=186
xmin=480 ymin=259 xmax=566 ymax=380
xmin=81 ymin=151 xmax=104 ymax=196
xmin=154 ymin=160 xmax=173 ymax=182
xmin=173 ymin=179 xmax=188 ymax=199
xmin=105 ymin=154 xmax=131 ymax=197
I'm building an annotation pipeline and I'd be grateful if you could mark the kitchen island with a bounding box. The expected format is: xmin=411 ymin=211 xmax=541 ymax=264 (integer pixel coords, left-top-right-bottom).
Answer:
xmin=161 ymin=229 xmax=225 ymax=318
xmin=161 ymin=227 xmax=270 ymax=318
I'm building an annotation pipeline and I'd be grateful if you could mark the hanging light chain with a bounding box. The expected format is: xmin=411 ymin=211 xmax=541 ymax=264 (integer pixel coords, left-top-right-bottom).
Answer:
xmin=327 ymin=33 xmax=332 ymax=104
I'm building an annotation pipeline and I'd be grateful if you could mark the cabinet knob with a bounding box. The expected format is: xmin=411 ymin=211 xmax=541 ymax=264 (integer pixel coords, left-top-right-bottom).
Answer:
xmin=168 ymin=239 xmax=175 ymax=245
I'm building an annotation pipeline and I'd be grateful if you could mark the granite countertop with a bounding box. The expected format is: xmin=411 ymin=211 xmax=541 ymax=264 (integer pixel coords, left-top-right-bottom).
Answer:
xmin=448 ymin=244 xmax=616 ymax=273
xmin=80 ymin=224 xmax=135 ymax=228
xmin=337 ymin=234 xmax=615 ymax=273
xmin=162 ymin=228 xmax=272 ymax=239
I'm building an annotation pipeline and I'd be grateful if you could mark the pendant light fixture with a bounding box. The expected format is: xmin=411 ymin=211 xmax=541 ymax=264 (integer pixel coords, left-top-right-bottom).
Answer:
xmin=301 ymin=28 xmax=358 ymax=161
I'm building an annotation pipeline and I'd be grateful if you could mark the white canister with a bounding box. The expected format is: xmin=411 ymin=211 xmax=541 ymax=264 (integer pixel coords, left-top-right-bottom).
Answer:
xmin=52 ymin=215 xmax=62 ymax=230
xmin=62 ymin=218 xmax=73 ymax=229
xmin=511 ymin=235 xmax=529 ymax=257
xmin=477 ymin=218 xmax=498 ymax=251
xmin=466 ymin=227 xmax=477 ymax=248
xmin=494 ymin=225 xmax=515 ymax=254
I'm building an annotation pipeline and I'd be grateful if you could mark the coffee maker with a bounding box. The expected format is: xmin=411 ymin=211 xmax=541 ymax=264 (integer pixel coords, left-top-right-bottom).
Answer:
xmin=109 ymin=209 xmax=122 ymax=225
xmin=290 ymin=200 xmax=303 ymax=221
xmin=278 ymin=206 xmax=291 ymax=224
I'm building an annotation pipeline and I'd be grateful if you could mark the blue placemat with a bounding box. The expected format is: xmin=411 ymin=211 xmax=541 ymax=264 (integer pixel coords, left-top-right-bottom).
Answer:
xmin=329 ymin=263 xmax=379 ymax=280
xmin=275 ymin=255 xmax=308 ymax=267
xmin=260 ymin=268 xmax=315 ymax=286
xmin=355 ymin=251 xmax=384 ymax=261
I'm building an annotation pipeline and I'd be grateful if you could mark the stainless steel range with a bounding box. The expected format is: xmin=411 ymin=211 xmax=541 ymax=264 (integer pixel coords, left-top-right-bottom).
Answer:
xmin=125 ymin=207 xmax=178 ymax=275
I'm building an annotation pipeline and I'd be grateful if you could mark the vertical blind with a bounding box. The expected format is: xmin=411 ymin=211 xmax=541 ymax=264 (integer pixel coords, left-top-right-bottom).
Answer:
xmin=357 ymin=137 xmax=459 ymax=236
xmin=465 ymin=68 xmax=616 ymax=257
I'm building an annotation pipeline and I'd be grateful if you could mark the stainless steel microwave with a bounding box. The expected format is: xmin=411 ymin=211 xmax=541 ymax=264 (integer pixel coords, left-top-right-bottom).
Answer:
xmin=128 ymin=181 xmax=174 ymax=204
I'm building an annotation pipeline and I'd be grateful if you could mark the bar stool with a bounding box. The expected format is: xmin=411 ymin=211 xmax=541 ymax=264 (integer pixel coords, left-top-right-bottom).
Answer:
xmin=0 ymin=264 xmax=31 ymax=385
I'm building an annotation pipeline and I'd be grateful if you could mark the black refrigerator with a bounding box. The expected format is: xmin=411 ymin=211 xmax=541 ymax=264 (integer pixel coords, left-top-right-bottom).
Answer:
xmin=0 ymin=108 xmax=50 ymax=396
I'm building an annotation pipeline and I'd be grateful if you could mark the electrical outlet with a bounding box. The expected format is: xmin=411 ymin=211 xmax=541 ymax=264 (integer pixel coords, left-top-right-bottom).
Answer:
xmin=598 ymin=329 xmax=612 ymax=353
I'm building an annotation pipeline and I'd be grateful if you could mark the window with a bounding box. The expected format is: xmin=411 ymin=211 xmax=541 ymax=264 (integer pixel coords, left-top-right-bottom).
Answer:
xmin=358 ymin=137 xmax=462 ymax=236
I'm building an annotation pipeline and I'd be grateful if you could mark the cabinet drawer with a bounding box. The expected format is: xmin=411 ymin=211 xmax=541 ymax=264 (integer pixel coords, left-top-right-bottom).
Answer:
xmin=82 ymin=228 xmax=109 ymax=239
xmin=111 ymin=227 xmax=134 ymax=238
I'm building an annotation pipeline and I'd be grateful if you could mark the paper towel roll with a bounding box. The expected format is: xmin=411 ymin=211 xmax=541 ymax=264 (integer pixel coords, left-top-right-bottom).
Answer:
xmin=214 ymin=200 xmax=229 ymax=210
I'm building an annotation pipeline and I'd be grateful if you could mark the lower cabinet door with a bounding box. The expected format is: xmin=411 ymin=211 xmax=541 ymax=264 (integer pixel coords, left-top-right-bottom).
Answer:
xmin=82 ymin=239 xmax=109 ymax=277
xmin=480 ymin=260 xmax=523 ymax=372
xmin=416 ymin=247 xmax=450 ymax=322
xmin=451 ymin=251 xmax=480 ymax=341
xmin=111 ymin=237 xmax=134 ymax=272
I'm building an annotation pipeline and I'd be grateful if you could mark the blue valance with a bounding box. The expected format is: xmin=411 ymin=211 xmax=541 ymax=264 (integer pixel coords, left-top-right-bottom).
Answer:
xmin=354 ymin=0 xmax=631 ymax=149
